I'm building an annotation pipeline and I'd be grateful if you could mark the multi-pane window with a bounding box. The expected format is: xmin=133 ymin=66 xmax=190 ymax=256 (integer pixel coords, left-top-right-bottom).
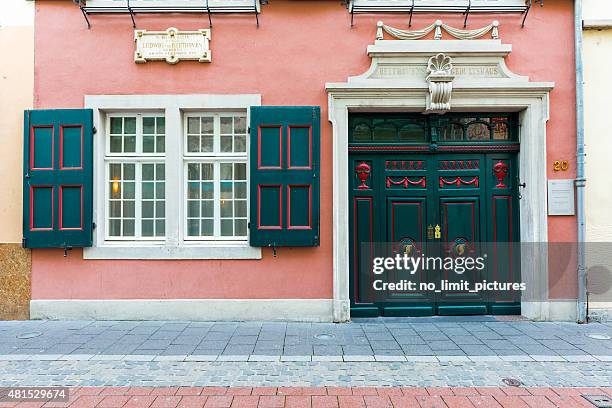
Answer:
xmin=105 ymin=114 xmax=166 ymax=240
xmin=184 ymin=113 xmax=248 ymax=241
xmin=104 ymin=111 xmax=249 ymax=244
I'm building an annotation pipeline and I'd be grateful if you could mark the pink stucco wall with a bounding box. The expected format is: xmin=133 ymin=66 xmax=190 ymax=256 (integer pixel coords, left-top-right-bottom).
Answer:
xmin=33 ymin=0 xmax=577 ymax=300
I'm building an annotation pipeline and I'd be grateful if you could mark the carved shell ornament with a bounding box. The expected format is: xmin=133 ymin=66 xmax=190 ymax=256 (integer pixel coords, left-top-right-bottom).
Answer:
xmin=427 ymin=53 xmax=453 ymax=77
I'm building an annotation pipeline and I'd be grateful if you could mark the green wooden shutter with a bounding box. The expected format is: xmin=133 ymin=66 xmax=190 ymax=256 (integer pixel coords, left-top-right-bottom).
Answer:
xmin=23 ymin=109 xmax=94 ymax=249
xmin=249 ymin=106 xmax=320 ymax=247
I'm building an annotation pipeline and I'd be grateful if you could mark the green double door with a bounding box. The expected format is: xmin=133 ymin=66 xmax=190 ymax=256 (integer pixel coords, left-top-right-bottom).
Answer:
xmin=349 ymin=153 xmax=520 ymax=317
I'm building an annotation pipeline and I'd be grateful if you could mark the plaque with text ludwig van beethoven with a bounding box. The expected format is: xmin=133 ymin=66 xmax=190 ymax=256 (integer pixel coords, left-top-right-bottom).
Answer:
xmin=134 ymin=27 xmax=211 ymax=64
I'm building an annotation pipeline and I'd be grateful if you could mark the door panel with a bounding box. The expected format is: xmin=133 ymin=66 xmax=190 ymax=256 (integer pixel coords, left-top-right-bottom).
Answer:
xmin=349 ymin=151 xmax=519 ymax=317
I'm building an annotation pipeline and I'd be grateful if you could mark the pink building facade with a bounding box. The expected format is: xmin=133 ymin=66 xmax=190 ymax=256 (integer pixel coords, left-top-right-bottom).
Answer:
xmin=28 ymin=0 xmax=578 ymax=321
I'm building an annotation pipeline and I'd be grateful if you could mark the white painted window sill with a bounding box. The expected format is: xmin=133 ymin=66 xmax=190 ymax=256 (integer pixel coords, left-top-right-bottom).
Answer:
xmin=83 ymin=244 xmax=262 ymax=260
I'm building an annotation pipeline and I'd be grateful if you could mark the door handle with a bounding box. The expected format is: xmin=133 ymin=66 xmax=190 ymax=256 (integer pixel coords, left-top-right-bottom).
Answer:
xmin=434 ymin=224 xmax=441 ymax=239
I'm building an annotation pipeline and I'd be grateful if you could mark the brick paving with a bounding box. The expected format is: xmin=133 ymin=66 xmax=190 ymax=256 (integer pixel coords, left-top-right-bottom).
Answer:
xmin=1 ymin=387 xmax=611 ymax=408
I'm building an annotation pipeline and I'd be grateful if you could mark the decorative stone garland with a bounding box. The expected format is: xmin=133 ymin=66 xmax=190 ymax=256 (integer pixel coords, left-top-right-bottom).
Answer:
xmin=376 ymin=19 xmax=500 ymax=41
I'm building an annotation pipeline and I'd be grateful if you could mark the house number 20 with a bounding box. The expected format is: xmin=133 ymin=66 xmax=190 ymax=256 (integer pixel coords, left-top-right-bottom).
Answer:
xmin=553 ymin=160 xmax=569 ymax=172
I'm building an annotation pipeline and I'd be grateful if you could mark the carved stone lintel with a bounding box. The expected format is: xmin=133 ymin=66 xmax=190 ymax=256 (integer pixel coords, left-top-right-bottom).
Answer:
xmin=425 ymin=53 xmax=455 ymax=114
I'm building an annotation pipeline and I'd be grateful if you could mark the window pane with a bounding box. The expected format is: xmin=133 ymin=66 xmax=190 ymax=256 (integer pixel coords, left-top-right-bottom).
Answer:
xmin=235 ymin=182 xmax=247 ymax=199
xmin=220 ymin=219 xmax=233 ymax=236
xmin=109 ymin=219 xmax=121 ymax=237
xmin=110 ymin=117 xmax=122 ymax=134
xmin=220 ymin=182 xmax=233 ymax=199
xmin=234 ymin=163 xmax=246 ymax=180
xmin=142 ymin=164 xmax=154 ymax=181
xmin=123 ymin=220 xmax=135 ymax=236
xmin=220 ymin=163 xmax=232 ymax=180
xmin=124 ymin=164 xmax=135 ymax=180
xmin=123 ymin=201 xmax=135 ymax=218
xmin=110 ymin=163 xmax=121 ymax=179
xmin=201 ymin=117 xmax=213 ymax=133
xmin=110 ymin=136 xmax=122 ymax=153
xmin=187 ymin=219 xmax=200 ymax=236
xmin=156 ymin=136 xmax=165 ymax=153
xmin=220 ymin=117 xmax=233 ymax=134
xmin=123 ymin=182 xmax=135 ymax=199
xmin=220 ymin=136 xmax=232 ymax=152
xmin=235 ymin=200 xmax=247 ymax=217
xmin=234 ymin=135 xmax=246 ymax=152
xmin=188 ymin=135 xmax=200 ymax=153
xmin=188 ymin=201 xmax=200 ymax=218
xmin=188 ymin=117 xmax=200 ymax=134
xmin=201 ymin=219 xmax=214 ymax=236
xmin=142 ymin=220 xmax=154 ymax=237
xmin=156 ymin=182 xmax=165 ymax=199
xmin=143 ymin=136 xmax=155 ymax=153
xmin=188 ymin=164 xmax=199 ymax=180
xmin=467 ymin=123 xmax=490 ymax=140
xmin=201 ymin=201 xmax=213 ymax=218
xmin=156 ymin=117 xmax=165 ymax=134
xmin=155 ymin=220 xmax=165 ymax=237
xmin=124 ymin=117 xmax=136 ymax=134
xmin=235 ymin=219 xmax=247 ymax=237
xmin=202 ymin=135 xmax=214 ymax=152
xmin=142 ymin=201 xmax=154 ymax=218
xmin=220 ymin=201 xmax=233 ymax=217
xmin=124 ymin=136 xmax=136 ymax=152
xmin=234 ymin=116 xmax=246 ymax=134
xmin=143 ymin=117 xmax=155 ymax=134
xmin=201 ymin=163 xmax=213 ymax=180
xmin=201 ymin=182 xmax=213 ymax=199
xmin=188 ymin=182 xmax=200 ymax=199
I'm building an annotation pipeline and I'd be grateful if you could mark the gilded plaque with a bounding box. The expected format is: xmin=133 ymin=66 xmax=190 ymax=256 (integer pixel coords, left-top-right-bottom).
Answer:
xmin=134 ymin=27 xmax=211 ymax=64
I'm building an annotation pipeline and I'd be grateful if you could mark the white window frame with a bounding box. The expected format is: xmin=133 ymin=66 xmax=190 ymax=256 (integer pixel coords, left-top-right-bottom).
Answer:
xmin=183 ymin=112 xmax=249 ymax=242
xmin=84 ymin=94 xmax=262 ymax=260
xmin=104 ymin=113 xmax=166 ymax=242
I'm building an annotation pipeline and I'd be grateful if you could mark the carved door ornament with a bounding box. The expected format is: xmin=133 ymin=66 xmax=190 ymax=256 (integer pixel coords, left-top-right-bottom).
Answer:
xmin=426 ymin=53 xmax=455 ymax=114
xmin=493 ymin=160 xmax=510 ymax=188
xmin=355 ymin=162 xmax=371 ymax=189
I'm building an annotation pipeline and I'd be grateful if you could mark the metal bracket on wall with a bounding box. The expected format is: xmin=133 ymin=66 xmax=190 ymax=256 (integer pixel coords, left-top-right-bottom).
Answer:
xmin=75 ymin=0 xmax=262 ymax=29
xmin=347 ymin=0 xmax=542 ymax=28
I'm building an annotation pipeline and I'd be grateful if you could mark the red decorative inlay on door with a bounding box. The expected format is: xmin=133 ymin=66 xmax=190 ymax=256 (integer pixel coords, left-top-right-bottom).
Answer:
xmin=386 ymin=176 xmax=426 ymax=188
xmin=355 ymin=162 xmax=371 ymax=190
xmin=493 ymin=160 xmax=509 ymax=188
xmin=439 ymin=177 xmax=479 ymax=188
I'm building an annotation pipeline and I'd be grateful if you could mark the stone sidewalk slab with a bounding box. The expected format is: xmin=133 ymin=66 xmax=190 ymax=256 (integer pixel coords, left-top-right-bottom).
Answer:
xmin=0 ymin=319 xmax=610 ymax=363
xmin=1 ymin=386 xmax=610 ymax=408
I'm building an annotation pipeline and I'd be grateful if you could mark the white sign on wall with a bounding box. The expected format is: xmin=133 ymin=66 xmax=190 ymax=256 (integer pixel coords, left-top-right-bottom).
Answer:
xmin=547 ymin=179 xmax=575 ymax=216
xmin=134 ymin=27 xmax=211 ymax=64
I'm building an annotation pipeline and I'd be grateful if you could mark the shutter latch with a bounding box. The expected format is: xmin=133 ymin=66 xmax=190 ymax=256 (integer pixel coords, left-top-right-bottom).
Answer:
xmin=269 ymin=242 xmax=277 ymax=258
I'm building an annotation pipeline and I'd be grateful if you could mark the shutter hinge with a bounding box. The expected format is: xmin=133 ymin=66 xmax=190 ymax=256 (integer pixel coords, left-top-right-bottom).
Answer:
xmin=22 ymin=238 xmax=26 ymax=248
xmin=63 ymin=245 xmax=73 ymax=257
xmin=248 ymin=126 xmax=251 ymax=133
xmin=312 ymin=108 xmax=316 ymax=119
xmin=93 ymin=126 xmax=97 ymax=134
xmin=92 ymin=222 xmax=97 ymax=230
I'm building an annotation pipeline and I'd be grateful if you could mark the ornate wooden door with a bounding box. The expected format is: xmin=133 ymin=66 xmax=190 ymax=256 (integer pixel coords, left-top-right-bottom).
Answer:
xmin=349 ymin=152 xmax=520 ymax=317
